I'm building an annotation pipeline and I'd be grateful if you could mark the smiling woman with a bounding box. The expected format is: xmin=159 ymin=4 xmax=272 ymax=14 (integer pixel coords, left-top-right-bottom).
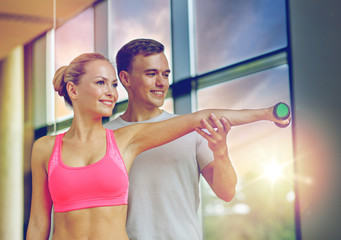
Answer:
xmin=26 ymin=52 xmax=290 ymax=239
xmin=53 ymin=53 xmax=117 ymax=112
xmin=69 ymin=60 xmax=118 ymax=117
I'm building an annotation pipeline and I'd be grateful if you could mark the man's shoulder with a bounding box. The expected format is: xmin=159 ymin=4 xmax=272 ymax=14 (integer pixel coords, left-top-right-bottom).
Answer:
xmin=153 ymin=110 xmax=176 ymax=121
xmin=104 ymin=111 xmax=176 ymax=129
xmin=104 ymin=116 xmax=124 ymax=130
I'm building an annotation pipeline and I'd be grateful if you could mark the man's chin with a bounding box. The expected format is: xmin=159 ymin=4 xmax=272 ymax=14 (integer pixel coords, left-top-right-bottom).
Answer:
xmin=147 ymin=99 xmax=165 ymax=108
xmin=154 ymin=101 xmax=165 ymax=108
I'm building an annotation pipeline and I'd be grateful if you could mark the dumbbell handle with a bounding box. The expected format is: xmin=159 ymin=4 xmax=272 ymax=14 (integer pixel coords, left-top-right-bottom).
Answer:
xmin=273 ymin=102 xmax=291 ymax=128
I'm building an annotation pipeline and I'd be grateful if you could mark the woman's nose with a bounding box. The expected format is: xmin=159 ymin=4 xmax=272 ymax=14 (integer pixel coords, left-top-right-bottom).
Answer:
xmin=106 ymin=84 xmax=114 ymax=96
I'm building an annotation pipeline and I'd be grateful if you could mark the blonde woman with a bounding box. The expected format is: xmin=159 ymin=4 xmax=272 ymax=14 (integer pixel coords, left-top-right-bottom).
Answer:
xmin=26 ymin=52 xmax=290 ymax=239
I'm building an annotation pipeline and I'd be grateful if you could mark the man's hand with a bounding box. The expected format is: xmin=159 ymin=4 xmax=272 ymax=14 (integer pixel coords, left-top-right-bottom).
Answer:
xmin=195 ymin=113 xmax=231 ymax=154
xmin=197 ymin=113 xmax=236 ymax=202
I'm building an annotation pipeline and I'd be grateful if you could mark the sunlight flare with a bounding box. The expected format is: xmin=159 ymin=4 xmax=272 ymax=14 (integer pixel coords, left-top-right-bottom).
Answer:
xmin=262 ymin=161 xmax=284 ymax=183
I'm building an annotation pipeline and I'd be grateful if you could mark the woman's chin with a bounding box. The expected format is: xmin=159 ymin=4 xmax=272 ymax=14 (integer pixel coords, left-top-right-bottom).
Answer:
xmin=102 ymin=111 xmax=113 ymax=117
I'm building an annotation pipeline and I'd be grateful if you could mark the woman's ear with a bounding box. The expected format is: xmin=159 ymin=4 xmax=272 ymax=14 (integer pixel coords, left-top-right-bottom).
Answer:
xmin=119 ymin=71 xmax=131 ymax=87
xmin=66 ymin=82 xmax=78 ymax=101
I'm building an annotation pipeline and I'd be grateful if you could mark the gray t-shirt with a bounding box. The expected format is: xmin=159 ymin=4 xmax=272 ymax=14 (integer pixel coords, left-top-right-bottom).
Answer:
xmin=104 ymin=111 xmax=214 ymax=240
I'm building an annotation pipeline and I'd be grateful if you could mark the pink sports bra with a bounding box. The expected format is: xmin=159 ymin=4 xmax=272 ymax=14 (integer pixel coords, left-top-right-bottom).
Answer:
xmin=48 ymin=129 xmax=129 ymax=212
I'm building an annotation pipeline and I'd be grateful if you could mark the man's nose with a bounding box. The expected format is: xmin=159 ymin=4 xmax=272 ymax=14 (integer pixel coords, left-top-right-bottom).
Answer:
xmin=156 ymin=74 xmax=167 ymax=86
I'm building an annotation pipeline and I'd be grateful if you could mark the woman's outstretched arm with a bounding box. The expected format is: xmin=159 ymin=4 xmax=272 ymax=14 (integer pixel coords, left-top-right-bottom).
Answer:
xmin=115 ymin=103 xmax=290 ymax=168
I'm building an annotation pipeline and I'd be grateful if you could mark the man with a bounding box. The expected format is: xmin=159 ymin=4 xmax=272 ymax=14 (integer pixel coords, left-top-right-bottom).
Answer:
xmin=104 ymin=38 xmax=237 ymax=240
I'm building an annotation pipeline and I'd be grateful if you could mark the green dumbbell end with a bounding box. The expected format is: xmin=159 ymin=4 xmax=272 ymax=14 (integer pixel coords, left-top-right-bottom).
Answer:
xmin=273 ymin=102 xmax=290 ymax=128
xmin=275 ymin=103 xmax=290 ymax=119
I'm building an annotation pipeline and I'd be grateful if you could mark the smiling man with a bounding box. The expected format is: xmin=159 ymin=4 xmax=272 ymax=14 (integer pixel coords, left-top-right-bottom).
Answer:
xmin=115 ymin=40 xmax=170 ymax=121
xmin=104 ymin=38 xmax=237 ymax=240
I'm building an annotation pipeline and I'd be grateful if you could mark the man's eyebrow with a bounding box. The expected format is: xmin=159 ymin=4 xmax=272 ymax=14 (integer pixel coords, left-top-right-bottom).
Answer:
xmin=144 ymin=69 xmax=171 ymax=73
xmin=144 ymin=69 xmax=157 ymax=72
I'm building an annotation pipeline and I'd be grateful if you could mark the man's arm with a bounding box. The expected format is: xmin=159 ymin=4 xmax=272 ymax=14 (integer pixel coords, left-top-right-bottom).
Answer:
xmin=196 ymin=104 xmax=290 ymax=202
xmin=197 ymin=115 xmax=237 ymax=202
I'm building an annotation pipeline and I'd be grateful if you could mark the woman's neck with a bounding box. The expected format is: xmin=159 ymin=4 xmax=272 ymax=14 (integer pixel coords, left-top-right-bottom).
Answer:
xmin=66 ymin=114 xmax=105 ymax=142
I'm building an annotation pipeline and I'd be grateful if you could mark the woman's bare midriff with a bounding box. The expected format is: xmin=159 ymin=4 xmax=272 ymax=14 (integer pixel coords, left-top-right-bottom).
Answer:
xmin=52 ymin=205 xmax=128 ymax=240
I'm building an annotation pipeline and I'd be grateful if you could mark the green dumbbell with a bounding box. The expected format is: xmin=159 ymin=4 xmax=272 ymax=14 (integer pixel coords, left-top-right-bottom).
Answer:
xmin=273 ymin=102 xmax=291 ymax=128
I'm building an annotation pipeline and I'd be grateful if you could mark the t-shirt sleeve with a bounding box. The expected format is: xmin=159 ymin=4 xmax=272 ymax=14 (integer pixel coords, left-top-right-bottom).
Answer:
xmin=195 ymin=132 xmax=214 ymax=172
xmin=103 ymin=118 xmax=123 ymax=130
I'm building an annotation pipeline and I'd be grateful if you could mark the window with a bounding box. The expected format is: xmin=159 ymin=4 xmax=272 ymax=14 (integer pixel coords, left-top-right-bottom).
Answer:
xmin=110 ymin=0 xmax=173 ymax=105
xmin=197 ymin=66 xmax=295 ymax=239
xmin=193 ymin=1 xmax=293 ymax=236
xmin=54 ymin=7 xmax=95 ymax=120
xmin=195 ymin=0 xmax=287 ymax=74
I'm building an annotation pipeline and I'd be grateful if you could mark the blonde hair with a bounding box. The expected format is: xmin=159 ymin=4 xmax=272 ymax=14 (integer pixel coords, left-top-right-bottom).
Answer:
xmin=53 ymin=53 xmax=111 ymax=106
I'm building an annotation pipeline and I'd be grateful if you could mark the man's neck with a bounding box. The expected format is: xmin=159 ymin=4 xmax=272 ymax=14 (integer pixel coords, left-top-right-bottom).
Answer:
xmin=121 ymin=105 xmax=163 ymax=122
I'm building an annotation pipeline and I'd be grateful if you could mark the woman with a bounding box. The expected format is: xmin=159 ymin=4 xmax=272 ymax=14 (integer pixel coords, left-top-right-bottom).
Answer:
xmin=26 ymin=53 xmax=289 ymax=239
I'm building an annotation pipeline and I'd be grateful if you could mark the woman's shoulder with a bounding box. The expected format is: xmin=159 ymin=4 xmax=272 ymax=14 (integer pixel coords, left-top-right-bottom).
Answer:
xmin=34 ymin=135 xmax=56 ymax=149
xmin=31 ymin=135 xmax=57 ymax=165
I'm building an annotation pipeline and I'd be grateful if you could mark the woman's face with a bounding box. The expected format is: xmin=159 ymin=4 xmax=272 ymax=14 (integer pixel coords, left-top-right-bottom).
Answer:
xmin=74 ymin=59 xmax=119 ymax=117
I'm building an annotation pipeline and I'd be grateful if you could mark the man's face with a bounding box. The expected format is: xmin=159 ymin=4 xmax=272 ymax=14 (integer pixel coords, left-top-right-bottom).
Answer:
xmin=128 ymin=52 xmax=170 ymax=109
